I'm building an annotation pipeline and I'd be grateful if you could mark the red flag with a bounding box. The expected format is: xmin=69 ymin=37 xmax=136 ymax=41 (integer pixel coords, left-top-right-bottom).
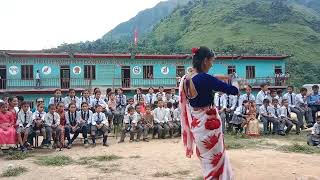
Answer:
xmin=134 ymin=28 xmax=138 ymax=46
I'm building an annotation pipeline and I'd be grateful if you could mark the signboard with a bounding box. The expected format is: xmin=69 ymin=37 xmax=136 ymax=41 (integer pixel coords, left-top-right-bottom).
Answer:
xmin=73 ymin=66 xmax=81 ymax=74
xmin=9 ymin=66 xmax=18 ymax=75
xmin=42 ymin=66 xmax=51 ymax=75
xmin=132 ymin=66 xmax=141 ymax=75
xmin=161 ymin=66 xmax=169 ymax=75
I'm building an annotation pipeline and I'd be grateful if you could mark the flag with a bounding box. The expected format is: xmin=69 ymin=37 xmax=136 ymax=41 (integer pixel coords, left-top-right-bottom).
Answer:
xmin=134 ymin=28 xmax=138 ymax=46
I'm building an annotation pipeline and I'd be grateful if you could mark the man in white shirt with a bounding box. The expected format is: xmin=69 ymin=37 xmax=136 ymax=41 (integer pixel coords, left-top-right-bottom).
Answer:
xmin=259 ymin=99 xmax=280 ymax=135
xmin=145 ymin=87 xmax=157 ymax=106
xmin=283 ymin=86 xmax=304 ymax=130
xmin=295 ymin=87 xmax=314 ymax=127
xmin=240 ymin=85 xmax=256 ymax=105
xmin=280 ymin=99 xmax=297 ymax=134
xmin=214 ymin=92 xmax=227 ymax=132
xmin=153 ymin=100 xmax=169 ymax=139
xmin=256 ymin=83 xmax=271 ymax=108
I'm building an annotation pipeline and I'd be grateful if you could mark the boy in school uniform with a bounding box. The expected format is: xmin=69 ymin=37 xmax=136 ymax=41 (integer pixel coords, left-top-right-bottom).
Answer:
xmin=44 ymin=104 xmax=61 ymax=149
xmin=91 ymin=104 xmax=109 ymax=147
xmin=133 ymin=88 xmax=146 ymax=106
xmin=119 ymin=106 xmax=138 ymax=143
xmin=280 ymin=99 xmax=297 ymax=135
xmin=145 ymin=87 xmax=157 ymax=106
xmin=64 ymin=89 xmax=81 ymax=110
xmin=90 ymin=90 xmax=108 ymax=112
xmin=32 ymin=103 xmax=47 ymax=147
xmin=225 ymin=93 xmax=235 ymax=132
xmin=16 ymin=102 xmax=33 ymax=151
xmin=49 ymin=89 xmax=64 ymax=106
xmin=170 ymin=88 xmax=179 ymax=104
xmin=277 ymin=89 xmax=283 ymax=104
xmin=240 ymin=85 xmax=255 ymax=105
xmin=156 ymin=86 xmax=166 ymax=101
xmin=259 ymin=99 xmax=280 ymax=135
xmin=307 ymin=113 xmax=320 ymax=147
xmin=214 ymin=92 xmax=227 ymax=132
xmin=141 ymin=105 xmax=154 ymax=141
xmin=172 ymin=102 xmax=181 ymax=137
xmin=166 ymin=102 xmax=176 ymax=138
xmin=270 ymin=99 xmax=286 ymax=136
xmin=256 ymin=83 xmax=271 ymax=111
xmin=115 ymin=88 xmax=127 ymax=125
xmin=134 ymin=105 xmax=144 ymax=142
xmin=231 ymin=100 xmax=250 ymax=134
xmin=80 ymin=89 xmax=92 ymax=108
xmin=283 ymin=86 xmax=305 ymax=130
xmin=296 ymin=87 xmax=314 ymax=127
xmin=153 ymin=99 xmax=170 ymax=139
xmin=125 ymin=98 xmax=135 ymax=115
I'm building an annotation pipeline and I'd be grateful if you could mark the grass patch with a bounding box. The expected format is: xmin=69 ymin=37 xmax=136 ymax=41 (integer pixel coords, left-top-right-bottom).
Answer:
xmin=193 ymin=176 xmax=204 ymax=180
xmin=35 ymin=155 xmax=73 ymax=166
xmin=153 ymin=171 xmax=172 ymax=177
xmin=5 ymin=152 xmax=33 ymax=160
xmin=1 ymin=166 xmax=28 ymax=177
xmin=225 ymin=134 xmax=264 ymax=150
xmin=93 ymin=155 xmax=122 ymax=162
xmin=173 ymin=170 xmax=191 ymax=175
xmin=277 ymin=143 xmax=320 ymax=154
xmin=129 ymin=155 xmax=141 ymax=159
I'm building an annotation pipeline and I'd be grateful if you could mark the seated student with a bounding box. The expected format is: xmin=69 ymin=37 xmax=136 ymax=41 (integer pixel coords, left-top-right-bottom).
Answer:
xmin=80 ymin=89 xmax=92 ymax=108
xmin=225 ymin=93 xmax=235 ymax=132
xmin=283 ymin=86 xmax=305 ymax=130
xmin=44 ymin=104 xmax=61 ymax=149
xmin=65 ymin=103 xmax=84 ymax=148
xmin=16 ymin=102 xmax=33 ymax=151
xmin=125 ymin=98 xmax=135 ymax=115
xmin=230 ymin=100 xmax=250 ymax=134
xmin=259 ymin=99 xmax=280 ymax=135
xmin=308 ymin=85 xmax=320 ymax=121
xmin=32 ymin=103 xmax=47 ymax=147
xmin=166 ymin=102 xmax=176 ymax=138
xmin=64 ymin=89 xmax=80 ymax=110
xmin=214 ymin=92 xmax=227 ymax=132
xmin=156 ymin=86 xmax=166 ymax=101
xmin=145 ymin=87 xmax=157 ymax=106
xmin=107 ymin=92 xmax=117 ymax=126
xmin=280 ymin=99 xmax=297 ymax=135
xmin=0 ymin=102 xmax=17 ymax=152
xmin=153 ymin=100 xmax=169 ymax=139
xmin=133 ymin=88 xmax=146 ymax=106
xmin=172 ymin=102 xmax=181 ymax=137
xmin=49 ymin=89 xmax=64 ymax=105
xmin=91 ymin=104 xmax=109 ymax=147
xmin=56 ymin=102 xmax=67 ymax=148
xmin=90 ymin=90 xmax=108 ymax=112
xmin=277 ymin=89 xmax=283 ymax=104
xmin=240 ymin=85 xmax=255 ymax=105
xmin=307 ymin=113 xmax=320 ymax=147
xmin=79 ymin=102 xmax=93 ymax=143
xmin=141 ymin=105 xmax=154 ymax=142
xmin=119 ymin=106 xmax=138 ymax=143
xmin=270 ymin=99 xmax=285 ymax=136
xmin=134 ymin=105 xmax=143 ymax=142
xmin=296 ymin=87 xmax=314 ymax=127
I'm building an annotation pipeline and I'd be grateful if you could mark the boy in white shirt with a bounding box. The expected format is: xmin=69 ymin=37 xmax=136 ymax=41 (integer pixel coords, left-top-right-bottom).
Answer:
xmin=44 ymin=104 xmax=61 ymax=149
xmin=91 ymin=104 xmax=109 ymax=147
xmin=153 ymin=99 xmax=169 ymax=139
xmin=133 ymin=88 xmax=146 ymax=106
xmin=307 ymin=113 xmax=320 ymax=147
xmin=125 ymin=98 xmax=135 ymax=115
xmin=79 ymin=89 xmax=92 ymax=108
xmin=16 ymin=102 xmax=33 ymax=152
xmin=280 ymin=99 xmax=296 ymax=135
xmin=49 ymin=89 xmax=64 ymax=106
xmin=259 ymin=99 xmax=280 ymax=135
xmin=214 ymin=92 xmax=227 ymax=132
xmin=240 ymin=85 xmax=255 ymax=105
xmin=145 ymin=87 xmax=157 ymax=106
xmin=119 ymin=106 xmax=138 ymax=143
xmin=295 ymin=87 xmax=314 ymax=127
xmin=283 ymin=86 xmax=304 ymax=130
xmin=90 ymin=90 xmax=108 ymax=112
xmin=64 ymin=89 xmax=80 ymax=109
xmin=256 ymin=83 xmax=271 ymax=109
xmin=32 ymin=103 xmax=47 ymax=147
xmin=172 ymin=102 xmax=181 ymax=137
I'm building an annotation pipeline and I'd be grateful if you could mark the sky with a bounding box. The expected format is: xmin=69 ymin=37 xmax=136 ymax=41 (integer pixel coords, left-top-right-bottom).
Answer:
xmin=0 ymin=0 xmax=164 ymax=50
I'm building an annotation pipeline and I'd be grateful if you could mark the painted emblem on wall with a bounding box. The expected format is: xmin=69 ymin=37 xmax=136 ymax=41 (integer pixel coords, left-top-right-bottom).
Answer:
xmin=132 ymin=66 xmax=141 ymax=75
xmin=9 ymin=66 xmax=18 ymax=75
xmin=161 ymin=66 xmax=169 ymax=75
xmin=73 ymin=66 xmax=81 ymax=74
xmin=42 ymin=66 xmax=51 ymax=75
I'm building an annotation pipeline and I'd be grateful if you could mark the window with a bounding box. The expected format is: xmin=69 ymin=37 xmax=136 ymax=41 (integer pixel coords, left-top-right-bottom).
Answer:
xmin=21 ymin=65 xmax=33 ymax=80
xmin=176 ymin=66 xmax=185 ymax=77
xmin=227 ymin=65 xmax=236 ymax=75
xmin=246 ymin=66 xmax=255 ymax=79
xmin=143 ymin=66 xmax=153 ymax=79
xmin=84 ymin=65 xmax=96 ymax=79
xmin=274 ymin=66 xmax=282 ymax=74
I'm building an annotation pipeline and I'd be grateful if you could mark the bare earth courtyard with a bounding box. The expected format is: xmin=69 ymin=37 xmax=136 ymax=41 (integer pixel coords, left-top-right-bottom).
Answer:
xmin=1 ymin=134 xmax=320 ymax=180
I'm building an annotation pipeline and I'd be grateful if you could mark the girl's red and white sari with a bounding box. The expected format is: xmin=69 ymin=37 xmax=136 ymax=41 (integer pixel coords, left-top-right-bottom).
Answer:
xmin=179 ymin=76 xmax=233 ymax=180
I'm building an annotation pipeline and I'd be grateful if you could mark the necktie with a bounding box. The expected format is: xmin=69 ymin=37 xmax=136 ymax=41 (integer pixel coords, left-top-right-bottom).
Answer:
xmin=275 ymin=107 xmax=278 ymax=117
xmin=97 ymin=113 xmax=101 ymax=124
xmin=218 ymin=96 xmax=221 ymax=109
xmin=120 ymin=95 xmax=123 ymax=106
xmin=236 ymin=97 xmax=239 ymax=107
xmin=72 ymin=113 xmax=75 ymax=124
xmin=290 ymin=94 xmax=293 ymax=105
xmin=247 ymin=94 xmax=250 ymax=101
xmin=96 ymin=99 xmax=99 ymax=105
xmin=149 ymin=94 xmax=152 ymax=105
xmin=24 ymin=112 xmax=27 ymax=127
xmin=287 ymin=108 xmax=290 ymax=118
xmin=265 ymin=106 xmax=268 ymax=113
xmin=227 ymin=96 xmax=230 ymax=108
xmin=52 ymin=113 xmax=56 ymax=125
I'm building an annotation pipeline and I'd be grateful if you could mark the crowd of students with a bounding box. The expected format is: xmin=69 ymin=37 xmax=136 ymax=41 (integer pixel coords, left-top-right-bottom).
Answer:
xmin=1 ymin=83 xmax=320 ymax=153
xmin=0 ymin=86 xmax=181 ymax=153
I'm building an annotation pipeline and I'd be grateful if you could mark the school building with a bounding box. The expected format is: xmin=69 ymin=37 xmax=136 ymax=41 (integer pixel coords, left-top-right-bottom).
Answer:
xmin=0 ymin=51 xmax=289 ymax=106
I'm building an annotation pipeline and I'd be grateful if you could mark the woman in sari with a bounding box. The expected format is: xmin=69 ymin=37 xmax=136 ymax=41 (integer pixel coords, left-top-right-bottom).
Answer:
xmin=180 ymin=47 xmax=238 ymax=180
xmin=0 ymin=102 xmax=17 ymax=148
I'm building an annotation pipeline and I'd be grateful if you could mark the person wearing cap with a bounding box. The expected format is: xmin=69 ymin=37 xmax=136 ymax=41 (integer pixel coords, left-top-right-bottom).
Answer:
xmin=307 ymin=112 xmax=320 ymax=147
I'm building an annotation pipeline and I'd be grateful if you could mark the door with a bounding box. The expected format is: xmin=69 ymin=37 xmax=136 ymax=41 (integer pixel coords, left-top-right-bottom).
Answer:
xmin=60 ymin=66 xmax=70 ymax=89
xmin=121 ymin=66 xmax=130 ymax=88
xmin=0 ymin=66 xmax=6 ymax=89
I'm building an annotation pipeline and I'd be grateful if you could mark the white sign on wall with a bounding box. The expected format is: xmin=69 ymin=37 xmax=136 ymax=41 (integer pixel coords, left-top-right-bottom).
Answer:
xmin=9 ymin=66 xmax=18 ymax=75
xmin=132 ymin=66 xmax=141 ymax=75
xmin=161 ymin=66 xmax=169 ymax=75
xmin=42 ymin=66 xmax=51 ymax=75
xmin=73 ymin=66 xmax=81 ymax=74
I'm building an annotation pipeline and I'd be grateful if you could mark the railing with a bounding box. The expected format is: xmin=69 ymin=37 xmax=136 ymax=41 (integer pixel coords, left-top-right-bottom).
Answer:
xmin=0 ymin=78 xmax=91 ymax=90
xmin=113 ymin=78 xmax=179 ymax=89
xmin=242 ymin=77 xmax=289 ymax=86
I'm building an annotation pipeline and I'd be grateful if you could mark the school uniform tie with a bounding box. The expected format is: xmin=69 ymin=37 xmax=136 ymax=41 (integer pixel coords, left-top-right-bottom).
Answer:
xmin=227 ymin=96 xmax=230 ymax=108
xmin=290 ymin=94 xmax=293 ymax=105
xmin=96 ymin=99 xmax=99 ymax=106
xmin=236 ymin=97 xmax=239 ymax=107
xmin=52 ymin=113 xmax=56 ymax=125
xmin=24 ymin=112 xmax=27 ymax=127
xmin=149 ymin=94 xmax=152 ymax=105
xmin=286 ymin=108 xmax=291 ymax=118
xmin=275 ymin=107 xmax=278 ymax=117
xmin=119 ymin=95 xmax=122 ymax=106
xmin=97 ymin=113 xmax=101 ymax=125
xmin=247 ymin=95 xmax=250 ymax=101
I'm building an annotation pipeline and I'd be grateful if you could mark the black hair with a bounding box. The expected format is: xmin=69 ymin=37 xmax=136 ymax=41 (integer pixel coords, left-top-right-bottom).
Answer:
xmin=242 ymin=100 xmax=249 ymax=105
xmin=300 ymin=87 xmax=307 ymax=93
xmin=312 ymin=85 xmax=319 ymax=89
xmin=246 ymin=85 xmax=252 ymax=89
xmin=106 ymin=88 xmax=112 ymax=95
xmin=148 ymin=87 xmax=154 ymax=90
xmin=16 ymin=96 xmax=24 ymax=102
xmin=260 ymin=83 xmax=268 ymax=88
xmin=287 ymin=85 xmax=294 ymax=90
xmin=167 ymin=102 xmax=173 ymax=109
xmin=21 ymin=101 xmax=29 ymax=107
xmin=48 ymin=104 xmax=56 ymax=109
xmin=68 ymin=102 xmax=77 ymax=109
xmin=263 ymin=99 xmax=270 ymax=104
xmin=128 ymin=106 xmax=135 ymax=112
xmin=8 ymin=96 xmax=17 ymax=103
xmin=282 ymin=99 xmax=288 ymax=104
xmin=54 ymin=88 xmax=62 ymax=93
xmin=272 ymin=98 xmax=279 ymax=103
xmin=173 ymin=102 xmax=179 ymax=109
xmin=192 ymin=46 xmax=215 ymax=73
xmin=69 ymin=88 xmax=75 ymax=92
xmin=277 ymin=89 xmax=282 ymax=94
xmin=81 ymin=102 xmax=89 ymax=107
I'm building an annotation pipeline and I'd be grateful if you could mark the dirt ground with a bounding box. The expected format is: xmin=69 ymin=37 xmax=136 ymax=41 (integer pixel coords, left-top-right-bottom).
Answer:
xmin=1 ymin=137 xmax=320 ymax=180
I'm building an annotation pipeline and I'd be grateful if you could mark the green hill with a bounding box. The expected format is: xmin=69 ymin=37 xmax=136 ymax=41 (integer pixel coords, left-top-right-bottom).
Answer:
xmin=145 ymin=0 xmax=320 ymax=86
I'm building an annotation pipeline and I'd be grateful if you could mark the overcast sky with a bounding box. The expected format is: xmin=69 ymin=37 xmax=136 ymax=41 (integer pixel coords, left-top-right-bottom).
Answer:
xmin=0 ymin=0 xmax=163 ymax=50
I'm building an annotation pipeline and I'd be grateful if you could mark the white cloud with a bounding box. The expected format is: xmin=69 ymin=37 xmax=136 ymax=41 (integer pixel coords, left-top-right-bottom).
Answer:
xmin=0 ymin=0 xmax=164 ymax=50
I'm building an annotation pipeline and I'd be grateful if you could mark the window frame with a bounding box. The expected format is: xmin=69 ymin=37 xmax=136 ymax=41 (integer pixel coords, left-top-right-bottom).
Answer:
xmin=84 ymin=65 xmax=96 ymax=80
xmin=21 ymin=65 xmax=34 ymax=80
xmin=246 ymin=66 xmax=256 ymax=79
xmin=143 ymin=65 xmax=154 ymax=79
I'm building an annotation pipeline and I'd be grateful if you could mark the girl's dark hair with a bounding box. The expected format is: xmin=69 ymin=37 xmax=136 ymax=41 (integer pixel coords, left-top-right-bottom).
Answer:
xmin=8 ymin=96 xmax=17 ymax=103
xmin=106 ymin=88 xmax=112 ymax=95
xmin=192 ymin=46 xmax=215 ymax=72
xmin=68 ymin=102 xmax=77 ymax=109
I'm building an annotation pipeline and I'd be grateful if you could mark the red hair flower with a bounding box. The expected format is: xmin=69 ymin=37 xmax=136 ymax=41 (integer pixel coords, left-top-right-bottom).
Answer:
xmin=192 ymin=47 xmax=199 ymax=54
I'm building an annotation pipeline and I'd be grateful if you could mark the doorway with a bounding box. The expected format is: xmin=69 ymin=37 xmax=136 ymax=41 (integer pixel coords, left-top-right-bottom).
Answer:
xmin=60 ymin=66 xmax=70 ymax=89
xmin=121 ymin=66 xmax=130 ymax=88
xmin=0 ymin=66 xmax=6 ymax=89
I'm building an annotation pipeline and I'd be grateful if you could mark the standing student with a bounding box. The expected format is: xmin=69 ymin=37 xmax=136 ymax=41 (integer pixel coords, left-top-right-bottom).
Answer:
xmin=240 ymin=85 xmax=255 ymax=105
xmin=280 ymin=99 xmax=296 ymax=134
xmin=133 ymin=88 xmax=146 ymax=106
xmin=80 ymin=89 xmax=92 ymax=108
xmin=296 ymin=87 xmax=314 ymax=127
xmin=35 ymin=70 xmax=41 ymax=88
xmin=16 ymin=102 xmax=33 ymax=151
xmin=256 ymin=83 xmax=270 ymax=110
xmin=259 ymin=99 xmax=280 ymax=135
xmin=170 ymin=88 xmax=179 ymax=104
xmin=307 ymin=85 xmax=320 ymax=121
xmin=49 ymin=89 xmax=64 ymax=105
xmin=141 ymin=105 xmax=154 ymax=141
xmin=44 ymin=104 xmax=61 ymax=149
xmin=119 ymin=106 xmax=137 ymax=143
xmin=65 ymin=103 xmax=80 ymax=149
xmin=270 ymin=99 xmax=285 ymax=136
xmin=90 ymin=90 xmax=108 ymax=112
xmin=145 ymin=87 xmax=157 ymax=106
xmin=91 ymin=104 xmax=109 ymax=147
xmin=153 ymin=100 xmax=169 ymax=139
xmin=283 ymin=86 xmax=304 ymax=130
xmin=64 ymin=89 xmax=80 ymax=110
xmin=307 ymin=114 xmax=320 ymax=147
xmin=115 ymin=88 xmax=126 ymax=125
xmin=32 ymin=97 xmax=48 ymax=112
xmin=214 ymin=92 xmax=227 ymax=132
xmin=32 ymin=103 xmax=47 ymax=147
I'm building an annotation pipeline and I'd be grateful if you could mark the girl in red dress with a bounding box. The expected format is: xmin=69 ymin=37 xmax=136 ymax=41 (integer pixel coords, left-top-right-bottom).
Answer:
xmin=0 ymin=102 xmax=17 ymax=147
